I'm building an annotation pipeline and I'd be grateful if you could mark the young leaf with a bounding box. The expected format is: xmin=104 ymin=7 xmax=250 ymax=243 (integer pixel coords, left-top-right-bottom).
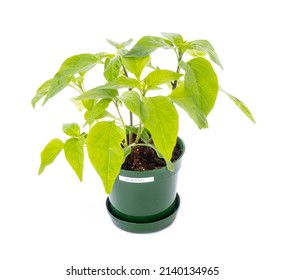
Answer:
xmin=125 ymin=36 xmax=173 ymax=57
xmin=169 ymin=85 xmax=208 ymax=128
xmin=187 ymin=40 xmax=223 ymax=69
xmin=119 ymin=90 xmax=141 ymax=119
xmin=141 ymin=96 xmax=178 ymax=161
xmin=38 ymin=138 xmax=64 ymax=175
xmin=77 ymin=88 xmax=118 ymax=100
xmin=85 ymin=110 xmax=115 ymax=125
xmin=82 ymin=99 xmax=95 ymax=110
xmin=62 ymin=123 xmax=81 ymax=137
xmin=126 ymin=125 xmax=138 ymax=135
xmin=96 ymin=76 xmax=140 ymax=90
xmin=43 ymin=53 xmax=103 ymax=105
xmin=121 ymin=55 xmax=150 ymax=80
xmin=32 ymin=79 xmax=52 ymax=108
xmin=161 ymin=32 xmax=184 ymax=46
xmin=144 ymin=69 xmax=183 ymax=91
xmin=123 ymin=145 xmax=132 ymax=162
xmin=96 ymin=110 xmax=116 ymax=120
xmin=71 ymin=97 xmax=85 ymax=111
xmin=86 ymin=121 xmax=125 ymax=194
xmin=180 ymin=58 xmax=219 ymax=116
xmin=220 ymin=88 xmax=256 ymax=123
xmin=106 ymin=38 xmax=133 ymax=49
xmin=161 ymin=32 xmax=189 ymax=58
xmin=140 ymin=128 xmax=151 ymax=144
xmin=85 ymin=99 xmax=112 ymax=125
xmin=64 ymin=136 xmax=85 ymax=181
xmin=104 ymin=56 xmax=122 ymax=82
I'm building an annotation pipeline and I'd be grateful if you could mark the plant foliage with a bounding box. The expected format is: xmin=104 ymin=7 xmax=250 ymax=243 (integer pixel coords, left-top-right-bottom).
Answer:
xmin=32 ymin=33 xmax=255 ymax=194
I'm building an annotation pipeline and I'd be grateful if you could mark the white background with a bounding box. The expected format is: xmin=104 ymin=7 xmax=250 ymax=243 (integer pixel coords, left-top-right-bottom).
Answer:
xmin=1 ymin=0 xmax=283 ymax=279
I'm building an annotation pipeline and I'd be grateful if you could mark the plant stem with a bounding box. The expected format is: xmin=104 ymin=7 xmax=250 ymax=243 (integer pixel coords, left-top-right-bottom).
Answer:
xmin=122 ymin=65 xmax=134 ymax=144
xmin=135 ymin=122 xmax=142 ymax=144
xmin=69 ymin=83 xmax=84 ymax=95
xmin=114 ymin=101 xmax=128 ymax=147
xmin=171 ymin=51 xmax=183 ymax=90
xmin=171 ymin=65 xmax=180 ymax=90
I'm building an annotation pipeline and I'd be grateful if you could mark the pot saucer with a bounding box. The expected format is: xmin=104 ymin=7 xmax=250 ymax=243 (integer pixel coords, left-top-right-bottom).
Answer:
xmin=106 ymin=194 xmax=180 ymax=233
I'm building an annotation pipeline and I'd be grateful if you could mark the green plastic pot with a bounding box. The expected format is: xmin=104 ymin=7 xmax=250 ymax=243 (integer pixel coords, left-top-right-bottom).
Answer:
xmin=106 ymin=138 xmax=185 ymax=233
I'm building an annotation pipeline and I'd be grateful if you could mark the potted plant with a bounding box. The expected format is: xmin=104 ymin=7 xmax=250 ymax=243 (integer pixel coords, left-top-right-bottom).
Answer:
xmin=32 ymin=33 xmax=255 ymax=233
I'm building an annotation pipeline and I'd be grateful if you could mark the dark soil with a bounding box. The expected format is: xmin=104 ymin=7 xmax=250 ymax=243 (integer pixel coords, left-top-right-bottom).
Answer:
xmin=121 ymin=141 xmax=183 ymax=171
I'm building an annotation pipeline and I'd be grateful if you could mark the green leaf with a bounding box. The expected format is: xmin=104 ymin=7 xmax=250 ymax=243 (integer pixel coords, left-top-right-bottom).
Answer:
xmin=57 ymin=53 xmax=104 ymax=74
xmin=123 ymin=145 xmax=132 ymax=162
xmin=119 ymin=90 xmax=141 ymax=119
xmin=44 ymin=72 xmax=71 ymax=104
xmin=144 ymin=69 xmax=183 ymax=91
xmin=125 ymin=36 xmax=173 ymax=57
xmin=86 ymin=121 xmax=125 ymax=194
xmin=62 ymin=123 xmax=81 ymax=137
xmin=85 ymin=110 xmax=115 ymax=124
xmin=126 ymin=125 xmax=138 ymax=134
xmin=121 ymin=55 xmax=150 ymax=80
xmin=85 ymin=99 xmax=112 ymax=125
xmin=104 ymin=56 xmax=122 ymax=82
xmin=140 ymin=128 xmax=151 ymax=143
xmin=169 ymin=85 xmax=208 ymax=128
xmin=96 ymin=110 xmax=116 ymax=120
xmin=71 ymin=97 xmax=85 ymax=111
xmin=82 ymin=99 xmax=95 ymax=110
xmin=165 ymin=160 xmax=175 ymax=172
xmin=38 ymin=138 xmax=64 ymax=175
xmin=141 ymin=96 xmax=178 ymax=161
xmin=180 ymin=58 xmax=219 ymax=116
xmin=125 ymin=126 xmax=150 ymax=144
xmin=32 ymin=79 xmax=52 ymax=108
xmin=43 ymin=53 xmax=103 ymax=104
xmin=161 ymin=32 xmax=189 ymax=57
xmin=147 ymin=143 xmax=175 ymax=172
xmin=187 ymin=40 xmax=223 ymax=69
xmin=220 ymin=88 xmax=256 ymax=123
xmin=97 ymin=76 xmax=140 ymax=90
xmin=64 ymin=136 xmax=85 ymax=181
xmin=106 ymin=38 xmax=133 ymax=49
xmin=161 ymin=32 xmax=184 ymax=46
xmin=77 ymin=88 xmax=118 ymax=100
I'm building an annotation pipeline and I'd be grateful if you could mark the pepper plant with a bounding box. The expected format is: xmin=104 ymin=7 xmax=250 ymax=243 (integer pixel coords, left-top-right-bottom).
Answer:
xmin=32 ymin=33 xmax=255 ymax=194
